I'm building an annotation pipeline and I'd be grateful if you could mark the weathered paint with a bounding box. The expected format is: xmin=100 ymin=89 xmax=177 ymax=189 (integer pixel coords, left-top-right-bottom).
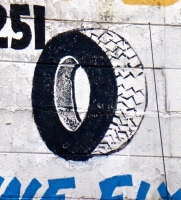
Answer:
xmin=1 ymin=175 xmax=181 ymax=199
xmin=123 ymin=0 xmax=178 ymax=6
xmin=0 ymin=1 xmax=181 ymax=199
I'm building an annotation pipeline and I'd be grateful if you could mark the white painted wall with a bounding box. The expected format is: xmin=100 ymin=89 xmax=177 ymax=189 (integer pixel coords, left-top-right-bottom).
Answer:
xmin=0 ymin=0 xmax=181 ymax=199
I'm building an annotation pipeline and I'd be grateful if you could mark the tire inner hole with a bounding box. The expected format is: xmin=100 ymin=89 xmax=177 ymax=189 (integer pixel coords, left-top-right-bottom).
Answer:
xmin=54 ymin=56 xmax=90 ymax=132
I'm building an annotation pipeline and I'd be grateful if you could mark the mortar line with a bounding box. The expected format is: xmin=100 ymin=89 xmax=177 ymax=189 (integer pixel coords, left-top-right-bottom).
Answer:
xmin=0 ymin=59 xmax=179 ymax=70
xmin=0 ymin=15 xmax=181 ymax=27
xmin=0 ymin=152 xmax=178 ymax=158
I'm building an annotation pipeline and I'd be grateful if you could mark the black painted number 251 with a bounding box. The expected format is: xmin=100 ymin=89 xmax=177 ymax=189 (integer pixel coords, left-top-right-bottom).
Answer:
xmin=0 ymin=4 xmax=45 ymax=49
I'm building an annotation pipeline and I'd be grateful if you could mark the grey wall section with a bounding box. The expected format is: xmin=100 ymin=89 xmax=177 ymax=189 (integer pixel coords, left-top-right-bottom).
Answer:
xmin=0 ymin=0 xmax=180 ymax=199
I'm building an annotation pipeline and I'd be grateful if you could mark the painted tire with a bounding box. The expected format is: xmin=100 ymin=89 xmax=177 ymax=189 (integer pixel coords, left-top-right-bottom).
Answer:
xmin=32 ymin=30 xmax=117 ymax=161
xmin=80 ymin=29 xmax=147 ymax=155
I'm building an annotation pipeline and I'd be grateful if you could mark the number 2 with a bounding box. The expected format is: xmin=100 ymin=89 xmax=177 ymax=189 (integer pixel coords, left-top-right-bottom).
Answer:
xmin=0 ymin=5 xmax=8 ymax=48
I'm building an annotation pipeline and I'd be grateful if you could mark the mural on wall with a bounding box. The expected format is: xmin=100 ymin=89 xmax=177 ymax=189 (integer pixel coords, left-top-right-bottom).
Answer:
xmin=2 ymin=1 xmax=181 ymax=199
xmin=1 ymin=174 xmax=180 ymax=200
xmin=32 ymin=29 xmax=147 ymax=161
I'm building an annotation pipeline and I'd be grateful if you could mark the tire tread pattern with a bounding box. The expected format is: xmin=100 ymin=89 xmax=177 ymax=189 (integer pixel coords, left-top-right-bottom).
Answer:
xmin=81 ymin=29 xmax=147 ymax=155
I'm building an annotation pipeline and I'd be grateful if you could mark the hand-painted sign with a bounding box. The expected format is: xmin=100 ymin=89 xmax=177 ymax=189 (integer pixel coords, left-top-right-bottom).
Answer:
xmin=0 ymin=2 xmax=180 ymax=200
xmin=32 ymin=29 xmax=147 ymax=161
xmin=0 ymin=174 xmax=180 ymax=200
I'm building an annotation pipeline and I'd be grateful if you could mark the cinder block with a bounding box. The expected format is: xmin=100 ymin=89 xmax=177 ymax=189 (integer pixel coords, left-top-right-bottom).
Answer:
xmin=164 ymin=26 xmax=181 ymax=69
xmin=165 ymin=1 xmax=181 ymax=25
xmin=165 ymin=69 xmax=181 ymax=112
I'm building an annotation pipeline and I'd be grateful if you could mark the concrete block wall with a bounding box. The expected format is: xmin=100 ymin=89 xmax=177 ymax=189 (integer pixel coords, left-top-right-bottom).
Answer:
xmin=0 ymin=0 xmax=181 ymax=199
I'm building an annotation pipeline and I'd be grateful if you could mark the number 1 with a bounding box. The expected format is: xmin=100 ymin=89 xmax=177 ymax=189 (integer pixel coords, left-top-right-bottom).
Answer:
xmin=34 ymin=5 xmax=45 ymax=49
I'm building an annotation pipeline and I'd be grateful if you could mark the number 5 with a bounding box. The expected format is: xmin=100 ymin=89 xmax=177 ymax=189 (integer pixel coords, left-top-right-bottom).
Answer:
xmin=10 ymin=4 xmax=32 ymax=50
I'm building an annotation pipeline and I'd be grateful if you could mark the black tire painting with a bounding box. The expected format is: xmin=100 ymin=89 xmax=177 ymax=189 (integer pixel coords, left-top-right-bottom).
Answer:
xmin=32 ymin=29 xmax=147 ymax=161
